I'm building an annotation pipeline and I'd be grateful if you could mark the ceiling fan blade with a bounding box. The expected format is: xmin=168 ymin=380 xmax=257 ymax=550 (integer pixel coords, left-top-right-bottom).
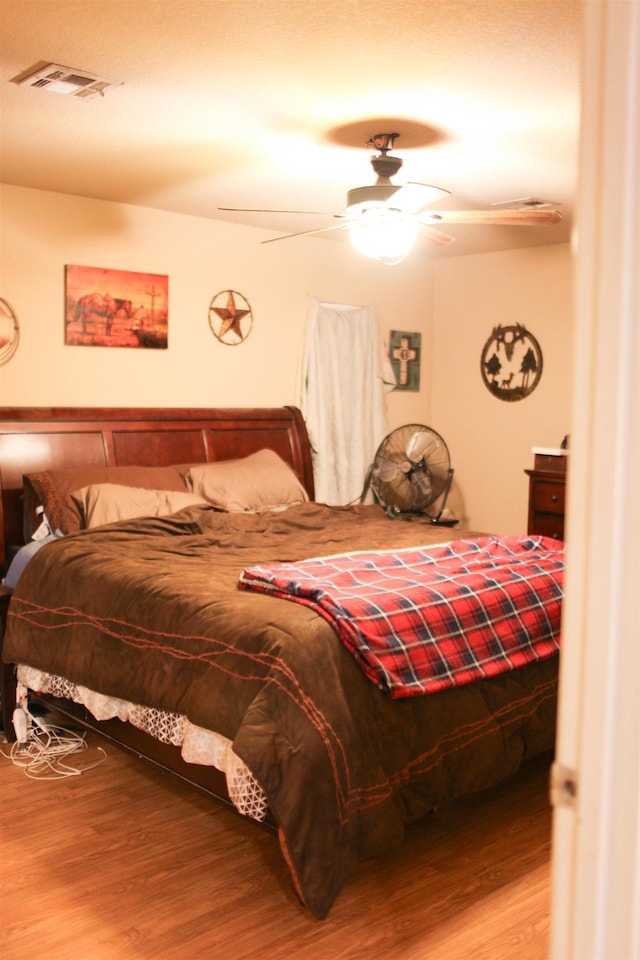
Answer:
xmin=219 ymin=206 xmax=339 ymax=216
xmin=387 ymin=182 xmax=451 ymax=213
xmin=419 ymin=225 xmax=457 ymax=246
xmin=420 ymin=209 xmax=562 ymax=227
xmin=492 ymin=197 xmax=561 ymax=210
xmin=260 ymin=222 xmax=348 ymax=244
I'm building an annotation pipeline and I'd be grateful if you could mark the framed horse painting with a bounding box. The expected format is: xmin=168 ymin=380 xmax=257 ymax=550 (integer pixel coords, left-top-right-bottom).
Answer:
xmin=65 ymin=264 xmax=169 ymax=349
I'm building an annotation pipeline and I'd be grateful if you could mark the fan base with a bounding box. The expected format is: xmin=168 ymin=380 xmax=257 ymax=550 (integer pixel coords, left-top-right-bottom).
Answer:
xmin=384 ymin=506 xmax=458 ymax=527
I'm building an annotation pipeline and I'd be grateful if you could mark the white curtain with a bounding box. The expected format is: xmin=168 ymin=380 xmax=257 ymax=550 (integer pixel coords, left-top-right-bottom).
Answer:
xmin=299 ymin=298 xmax=392 ymax=505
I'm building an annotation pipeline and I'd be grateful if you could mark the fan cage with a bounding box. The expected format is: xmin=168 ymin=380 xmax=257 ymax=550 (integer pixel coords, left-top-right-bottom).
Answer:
xmin=362 ymin=424 xmax=455 ymax=522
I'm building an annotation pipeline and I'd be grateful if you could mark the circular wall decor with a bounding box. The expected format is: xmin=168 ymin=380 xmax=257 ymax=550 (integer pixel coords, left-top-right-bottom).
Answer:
xmin=0 ymin=298 xmax=20 ymax=366
xmin=480 ymin=323 xmax=543 ymax=402
xmin=208 ymin=290 xmax=253 ymax=345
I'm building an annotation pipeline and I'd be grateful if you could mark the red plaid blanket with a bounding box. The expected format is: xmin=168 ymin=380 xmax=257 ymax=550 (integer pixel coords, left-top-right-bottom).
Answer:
xmin=239 ymin=535 xmax=564 ymax=698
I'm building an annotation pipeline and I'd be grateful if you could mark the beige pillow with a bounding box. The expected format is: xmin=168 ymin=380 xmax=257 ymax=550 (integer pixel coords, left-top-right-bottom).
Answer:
xmin=186 ymin=449 xmax=309 ymax=512
xmin=25 ymin=465 xmax=190 ymax=535
xmin=71 ymin=483 xmax=207 ymax=529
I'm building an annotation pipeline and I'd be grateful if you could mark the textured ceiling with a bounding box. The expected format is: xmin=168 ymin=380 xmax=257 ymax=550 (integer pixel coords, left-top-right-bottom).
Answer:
xmin=0 ymin=0 xmax=582 ymax=258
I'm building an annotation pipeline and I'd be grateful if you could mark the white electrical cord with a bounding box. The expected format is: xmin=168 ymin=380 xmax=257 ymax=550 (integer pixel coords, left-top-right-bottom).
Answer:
xmin=1 ymin=708 xmax=107 ymax=780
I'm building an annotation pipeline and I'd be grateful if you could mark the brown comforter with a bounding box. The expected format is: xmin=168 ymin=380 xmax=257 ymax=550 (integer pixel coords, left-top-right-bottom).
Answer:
xmin=3 ymin=503 xmax=558 ymax=918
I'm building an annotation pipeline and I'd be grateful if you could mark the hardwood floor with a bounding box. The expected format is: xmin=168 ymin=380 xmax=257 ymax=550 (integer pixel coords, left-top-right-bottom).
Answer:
xmin=0 ymin=729 xmax=552 ymax=960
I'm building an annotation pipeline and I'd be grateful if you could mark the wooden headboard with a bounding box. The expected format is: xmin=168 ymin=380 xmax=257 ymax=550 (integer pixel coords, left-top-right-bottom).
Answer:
xmin=0 ymin=406 xmax=314 ymax=574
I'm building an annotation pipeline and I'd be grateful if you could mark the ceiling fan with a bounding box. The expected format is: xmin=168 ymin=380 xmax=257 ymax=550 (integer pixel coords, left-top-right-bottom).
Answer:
xmin=219 ymin=133 xmax=562 ymax=264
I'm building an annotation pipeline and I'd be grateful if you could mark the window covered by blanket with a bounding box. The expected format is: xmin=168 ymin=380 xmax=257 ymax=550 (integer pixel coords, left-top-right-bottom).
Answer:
xmin=299 ymin=299 xmax=392 ymax=505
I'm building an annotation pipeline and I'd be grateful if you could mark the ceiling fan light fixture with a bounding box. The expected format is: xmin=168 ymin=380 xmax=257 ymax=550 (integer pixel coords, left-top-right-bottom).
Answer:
xmin=347 ymin=205 xmax=418 ymax=265
xmin=223 ymin=131 xmax=560 ymax=258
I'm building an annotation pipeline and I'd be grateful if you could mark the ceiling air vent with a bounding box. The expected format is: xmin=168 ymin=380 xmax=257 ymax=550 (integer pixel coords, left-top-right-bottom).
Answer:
xmin=16 ymin=63 xmax=123 ymax=99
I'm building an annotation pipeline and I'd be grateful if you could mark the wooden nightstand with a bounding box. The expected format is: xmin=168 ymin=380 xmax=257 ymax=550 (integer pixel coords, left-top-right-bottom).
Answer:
xmin=525 ymin=451 xmax=567 ymax=540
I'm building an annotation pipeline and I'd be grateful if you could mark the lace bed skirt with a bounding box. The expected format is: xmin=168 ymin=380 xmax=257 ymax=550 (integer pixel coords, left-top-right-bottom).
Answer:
xmin=17 ymin=664 xmax=269 ymax=822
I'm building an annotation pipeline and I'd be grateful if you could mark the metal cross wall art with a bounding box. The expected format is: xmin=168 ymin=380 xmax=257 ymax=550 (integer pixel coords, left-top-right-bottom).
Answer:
xmin=480 ymin=323 xmax=543 ymax=401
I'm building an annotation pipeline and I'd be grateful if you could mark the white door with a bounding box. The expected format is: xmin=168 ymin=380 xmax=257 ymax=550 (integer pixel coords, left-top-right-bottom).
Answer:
xmin=550 ymin=2 xmax=640 ymax=958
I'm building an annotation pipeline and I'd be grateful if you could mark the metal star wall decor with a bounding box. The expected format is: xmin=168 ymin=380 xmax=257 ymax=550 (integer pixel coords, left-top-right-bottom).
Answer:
xmin=208 ymin=290 xmax=253 ymax=345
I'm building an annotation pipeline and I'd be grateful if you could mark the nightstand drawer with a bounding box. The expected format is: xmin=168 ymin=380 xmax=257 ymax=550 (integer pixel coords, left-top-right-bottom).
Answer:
xmin=530 ymin=512 xmax=565 ymax=541
xmin=531 ymin=480 xmax=565 ymax=515
xmin=525 ymin=463 xmax=567 ymax=540
xmin=534 ymin=453 xmax=567 ymax=474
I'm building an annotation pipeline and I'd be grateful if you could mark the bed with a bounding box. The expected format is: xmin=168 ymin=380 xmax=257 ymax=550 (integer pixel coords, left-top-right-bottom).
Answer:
xmin=0 ymin=406 xmax=561 ymax=919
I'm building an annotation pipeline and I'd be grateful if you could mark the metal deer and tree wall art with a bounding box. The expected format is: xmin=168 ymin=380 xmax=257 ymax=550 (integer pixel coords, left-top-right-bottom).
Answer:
xmin=480 ymin=323 xmax=543 ymax=401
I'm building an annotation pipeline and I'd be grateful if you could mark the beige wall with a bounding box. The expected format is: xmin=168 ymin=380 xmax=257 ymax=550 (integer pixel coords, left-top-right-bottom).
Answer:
xmin=0 ymin=184 xmax=573 ymax=530
xmin=431 ymin=244 xmax=574 ymax=533
xmin=0 ymin=184 xmax=434 ymax=413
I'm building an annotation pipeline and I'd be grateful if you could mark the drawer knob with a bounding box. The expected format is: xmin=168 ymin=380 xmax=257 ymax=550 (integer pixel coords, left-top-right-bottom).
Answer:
xmin=551 ymin=495 xmax=558 ymax=502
